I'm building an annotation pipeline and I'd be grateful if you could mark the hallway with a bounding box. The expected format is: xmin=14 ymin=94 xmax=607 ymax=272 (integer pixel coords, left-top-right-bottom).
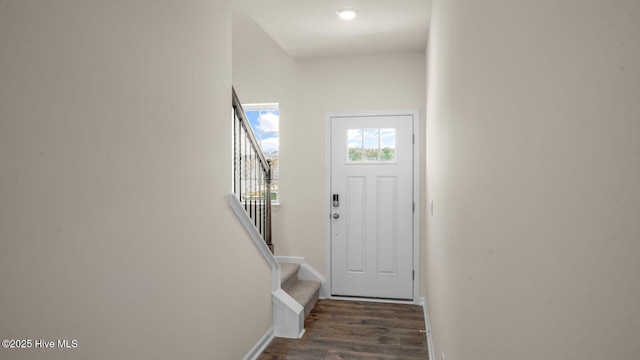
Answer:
xmin=259 ymin=300 xmax=429 ymax=359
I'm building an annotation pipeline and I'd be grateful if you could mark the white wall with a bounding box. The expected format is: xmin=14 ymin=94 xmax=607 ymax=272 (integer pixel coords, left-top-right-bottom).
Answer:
xmin=287 ymin=54 xmax=426 ymax=275
xmin=233 ymin=7 xmax=427 ymax=282
xmin=426 ymin=0 xmax=640 ymax=359
xmin=232 ymin=5 xmax=297 ymax=105
xmin=0 ymin=1 xmax=271 ymax=359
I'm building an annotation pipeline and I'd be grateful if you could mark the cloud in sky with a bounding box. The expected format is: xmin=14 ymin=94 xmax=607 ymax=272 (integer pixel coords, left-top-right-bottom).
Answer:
xmin=380 ymin=128 xmax=395 ymax=148
xmin=363 ymin=129 xmax=379 ymax=149
xmin=348 ymin=129 xmax=362 ymax=148
xmin=259 ymin=111 xmax=279 ymax=132
xmin=260 ymin=135 xmax=279 ymax=153
xmin=347 ymin=128 xmax=396 ymax=148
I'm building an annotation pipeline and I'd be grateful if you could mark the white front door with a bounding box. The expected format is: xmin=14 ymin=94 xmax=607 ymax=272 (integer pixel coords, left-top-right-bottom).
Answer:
xmin=330 ymin=114 xmax=414 ymax=300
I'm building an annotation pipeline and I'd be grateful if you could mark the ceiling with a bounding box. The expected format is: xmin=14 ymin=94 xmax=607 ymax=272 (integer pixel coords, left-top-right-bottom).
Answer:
xmin=234 ymin=0 xmax=433 ymax=59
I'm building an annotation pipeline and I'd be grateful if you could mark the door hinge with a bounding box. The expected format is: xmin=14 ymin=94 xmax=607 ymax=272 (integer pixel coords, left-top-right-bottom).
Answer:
xmin=413 ymin=270 xmax=415 ymax=280
xmin=413 ymin=202 xmax=415 ymax=213
xmin=412 ymin=134 xmax=415 ymax=145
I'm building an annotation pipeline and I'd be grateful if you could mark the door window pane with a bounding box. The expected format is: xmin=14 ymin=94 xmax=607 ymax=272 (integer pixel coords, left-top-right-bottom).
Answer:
xmin=379 ymin=128 xmax=396 ymax=162
xmin=363 ymin=128 xmax=379 ymax=161
xmin=347 ymin=128 xmax=396 ymax=163
xmin=347 ymin=129 xmax=363 ymax=162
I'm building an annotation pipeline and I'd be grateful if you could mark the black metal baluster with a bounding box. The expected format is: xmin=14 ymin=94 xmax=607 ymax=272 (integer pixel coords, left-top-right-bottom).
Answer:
xmin=243 ymin=130 xmax=248 ymax=210
xmin=260 ymin=169 xmax=264 ymax=237
xmin=233 ymin=109 xmax=238 ymax=195
xmin=257 ymin=166 xmax=262 ymax=236
xmin=249 ymin=148 xmax=253 ymax=222
xmin=253 ymin=149 xmax=257 ymax=228
xmin=231 ymin=88 xmax=274 ymax=253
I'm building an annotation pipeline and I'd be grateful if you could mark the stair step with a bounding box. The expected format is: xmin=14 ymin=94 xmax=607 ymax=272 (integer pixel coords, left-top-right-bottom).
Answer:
xmin=280 ymin=262 xmax=300 ymax=291
xmin=286 ymin=280 xmax=321 ymax=317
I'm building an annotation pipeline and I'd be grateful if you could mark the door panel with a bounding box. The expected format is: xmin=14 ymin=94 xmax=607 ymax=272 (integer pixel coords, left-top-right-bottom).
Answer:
xmin=377 ymin=176 xmax=397 ymax=275
xmin=331 ymin=114 xmax=414 ymax=300
xmin=346 ymin=176 xmax=365 ymax=273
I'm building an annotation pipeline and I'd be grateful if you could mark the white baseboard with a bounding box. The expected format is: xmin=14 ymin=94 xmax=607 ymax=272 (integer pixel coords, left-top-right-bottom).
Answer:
xmin=228 ymin=194 xmax=281 ymax=292
xmin=274 ymin=255 xmax=304 ymax=263
xmin=242 ymin=327 xmax=274 ymax=360
xmin=418 ymin=297 xmax=435 ymax=360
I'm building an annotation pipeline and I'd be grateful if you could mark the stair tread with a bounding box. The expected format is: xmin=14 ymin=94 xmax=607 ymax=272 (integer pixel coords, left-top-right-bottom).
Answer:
xmin=280 ymin=263 xmax=300 ymax=290
xmin=286 ymin=280 xmax=321 ymax=307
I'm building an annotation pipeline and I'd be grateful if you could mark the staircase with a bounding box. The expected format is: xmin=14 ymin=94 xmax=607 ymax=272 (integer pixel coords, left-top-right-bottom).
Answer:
xmin=280 ymin=263 xmax=321 ymax=317
xmin=231 ymin=88 xmax=324 ymax=340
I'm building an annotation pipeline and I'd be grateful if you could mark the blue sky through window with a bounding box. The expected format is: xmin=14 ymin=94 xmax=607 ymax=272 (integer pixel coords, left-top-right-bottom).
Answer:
xmin=244 ymin=104 xmax=280 ymax=202
xmin=245 ymin=109 xmax=279 ymax=154
xmin=347 ymin=128 xmax=396 ymax=162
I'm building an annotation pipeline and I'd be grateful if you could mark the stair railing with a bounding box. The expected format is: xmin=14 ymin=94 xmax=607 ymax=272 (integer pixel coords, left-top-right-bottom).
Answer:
xmin=232 ymin=88 xmax=273 ymax=252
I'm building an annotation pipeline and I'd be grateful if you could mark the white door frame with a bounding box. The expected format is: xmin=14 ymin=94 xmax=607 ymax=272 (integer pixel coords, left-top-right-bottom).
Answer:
xmin=324 ymin=109 xmax=420 ymax=303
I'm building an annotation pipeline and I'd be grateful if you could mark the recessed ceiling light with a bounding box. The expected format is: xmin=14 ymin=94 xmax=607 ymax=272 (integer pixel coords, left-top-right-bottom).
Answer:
xmin=337 ymin=8 xmax=357 ymax=20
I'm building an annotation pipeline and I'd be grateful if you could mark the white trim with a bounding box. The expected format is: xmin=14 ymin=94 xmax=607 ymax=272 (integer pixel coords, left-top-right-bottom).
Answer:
xmin=229 ymin=194 xmax=280 ymax=291
xmin=274 ymin=255 xmax=306 ymax=264
xmin=324 ymin=117 xmax=333 ymax=300
xmin=242 ymin=327 xmax=274 ymax=360
xmin=243 ymin=102 xmax=279 ymax=111
xmin=229 ymin=194 xmax=306 ymax=339
xmin=324 ymin=109 xmax=421 ymax=301
xmin=272 ymin=289 xmax=305 ymax=339
xmin=419 ymin=297 xmax=435 ymax=360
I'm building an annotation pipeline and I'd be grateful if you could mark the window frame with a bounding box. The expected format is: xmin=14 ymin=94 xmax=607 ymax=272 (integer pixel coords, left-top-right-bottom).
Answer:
xmin=242 ymin=103 xmax=280 ymax=205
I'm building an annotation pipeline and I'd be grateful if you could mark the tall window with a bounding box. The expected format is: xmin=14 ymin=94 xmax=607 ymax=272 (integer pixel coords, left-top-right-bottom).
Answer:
xmin=243 ymin=103 xmax=279 ymax=203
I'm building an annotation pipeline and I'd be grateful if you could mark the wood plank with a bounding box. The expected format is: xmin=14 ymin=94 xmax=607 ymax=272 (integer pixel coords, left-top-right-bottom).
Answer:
xmin=258 ymin=299 xmax=429 ymax=360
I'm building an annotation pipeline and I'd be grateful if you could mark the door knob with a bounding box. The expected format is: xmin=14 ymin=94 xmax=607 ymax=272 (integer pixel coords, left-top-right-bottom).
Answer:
xmin=333 ymin=213 xmax=340 ymax=219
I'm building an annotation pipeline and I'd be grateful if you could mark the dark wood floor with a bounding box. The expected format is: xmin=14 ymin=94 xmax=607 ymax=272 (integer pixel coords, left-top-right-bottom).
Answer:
xmin=258 ymin=299 xmax=429 ymax=360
